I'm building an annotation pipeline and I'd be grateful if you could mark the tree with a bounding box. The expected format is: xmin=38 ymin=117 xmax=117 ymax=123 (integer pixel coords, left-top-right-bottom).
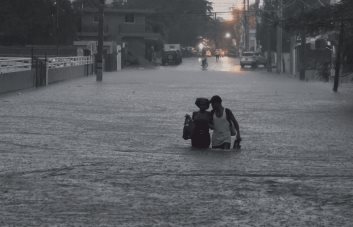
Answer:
xmin=0 ymin=0 xmax=52 ymax=45
xmin=0 ymin=0 xmax=78 ymax=45
xmin=284 ymin=0 xmax=353 ymax=91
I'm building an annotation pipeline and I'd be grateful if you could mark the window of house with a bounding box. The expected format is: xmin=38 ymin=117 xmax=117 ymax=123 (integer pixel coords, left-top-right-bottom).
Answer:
xmin=93 ymin=14 xmax=99 ymax=23
xmin=125 ymin=14 xmax=135 ymax=23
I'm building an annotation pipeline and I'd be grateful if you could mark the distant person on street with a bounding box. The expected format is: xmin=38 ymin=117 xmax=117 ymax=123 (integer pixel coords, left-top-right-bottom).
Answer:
xmin=215 ymin=49 xmax=220 ymax=62
xmin=186 ymin=98 xmax=212 ymax=149
xmin=201 ymin=48 xmax=208 ymax=69
xmin=210 ymin=95 xmax=241 ymax=149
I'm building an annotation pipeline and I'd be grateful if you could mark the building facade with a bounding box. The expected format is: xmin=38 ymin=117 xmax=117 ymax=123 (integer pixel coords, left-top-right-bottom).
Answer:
xmin=78 ymin=8 xmax=162 ymax=65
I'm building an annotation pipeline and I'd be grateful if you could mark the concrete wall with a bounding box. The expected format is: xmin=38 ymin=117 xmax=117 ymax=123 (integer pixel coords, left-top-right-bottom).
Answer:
xmin=0 ymin=70 xmax=34 ymax=94
xmin=48 ymin=64 xmax=94 ymax=84
xmin=1 ymin=62 xmax=94 ymax=94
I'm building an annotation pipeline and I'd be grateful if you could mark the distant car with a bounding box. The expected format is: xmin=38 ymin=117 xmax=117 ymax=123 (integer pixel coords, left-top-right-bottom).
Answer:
xmin=240 ymin=52 xmax=257 ymax=68
xmin=214 ymin=49 xmax=221 ymax=56
xmin=255 ymin=53 xmax=267 ymax=66
xmin=240 ymin=52 xmax=267 ymax=68
xmin=162 ymin=50 xmax=182 ymax=65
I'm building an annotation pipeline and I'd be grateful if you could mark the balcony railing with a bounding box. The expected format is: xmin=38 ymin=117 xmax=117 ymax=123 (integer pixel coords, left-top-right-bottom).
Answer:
xmin=119 ymin=24 xmax=146 ymax=34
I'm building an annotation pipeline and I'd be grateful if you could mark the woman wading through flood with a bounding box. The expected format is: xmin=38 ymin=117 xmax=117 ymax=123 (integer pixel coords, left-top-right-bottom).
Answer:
xmin=183 ymin=98 xmax=212 ymax=149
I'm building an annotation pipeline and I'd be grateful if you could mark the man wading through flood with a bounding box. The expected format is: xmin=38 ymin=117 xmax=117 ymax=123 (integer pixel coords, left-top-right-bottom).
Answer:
xmin=210 ymin=95 xmax=241 ymax=149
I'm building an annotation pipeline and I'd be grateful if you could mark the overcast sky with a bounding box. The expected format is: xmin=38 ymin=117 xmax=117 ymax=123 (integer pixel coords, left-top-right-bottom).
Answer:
xmin=211 ymin=0 xmax=256 ymax=20
xmin=103 ymin=0 xmax=252 ymax=20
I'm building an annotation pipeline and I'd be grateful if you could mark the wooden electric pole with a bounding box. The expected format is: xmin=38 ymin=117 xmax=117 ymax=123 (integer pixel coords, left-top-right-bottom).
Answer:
xmin=333 ymin=21 xmax=344 ymax=92
xmin=215 ymin=12 xmax=218 ymax=49
xmin=276 ymin=0 xmax=283 ymax=73
xmin=55 ymin=0 xmax=59 ymax=56
xmin=96 ymin=0 xmax=105 ymax=82
xmin=244 ymin=0 xmax=249 ymax=51
xmin=264 ymin=0 xmax=272 ymax=72
xmin=266 ymin=16 xmax=272 ymax=71
xmin=299 ymin=2 xmax=306 ymax=81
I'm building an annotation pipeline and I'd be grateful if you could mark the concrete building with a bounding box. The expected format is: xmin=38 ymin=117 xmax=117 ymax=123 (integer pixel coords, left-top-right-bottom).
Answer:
xmin=78 ymin=8 xmax=162 ymax=65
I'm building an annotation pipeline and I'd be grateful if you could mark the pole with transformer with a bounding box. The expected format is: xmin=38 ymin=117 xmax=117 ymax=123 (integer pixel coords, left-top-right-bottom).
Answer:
xmin=96 ymin=0 xmax=105 ymax=82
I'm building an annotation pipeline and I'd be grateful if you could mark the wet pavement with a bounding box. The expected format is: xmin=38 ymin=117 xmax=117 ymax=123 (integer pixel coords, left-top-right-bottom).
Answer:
xmin=1 ymin=57 xmax=353 ymax=226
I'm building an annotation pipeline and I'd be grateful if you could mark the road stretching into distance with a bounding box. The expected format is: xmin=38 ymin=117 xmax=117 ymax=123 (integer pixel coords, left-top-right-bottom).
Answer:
xmin=1 ymin=57 xmax=353 ymax=226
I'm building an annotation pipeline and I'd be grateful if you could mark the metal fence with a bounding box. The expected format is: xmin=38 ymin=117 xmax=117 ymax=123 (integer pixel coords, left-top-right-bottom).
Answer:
xmin=0 ymin=57 xmax=32 ymax=74
xmin=46 ymin=56 xmax=94 ymax=69
xmin=0 ymin=56 xmax=94 ymax=74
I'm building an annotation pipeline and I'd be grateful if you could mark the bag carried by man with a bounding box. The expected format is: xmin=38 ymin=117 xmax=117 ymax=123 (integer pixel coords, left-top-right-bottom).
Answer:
xmin=224 ymin=108 xmax=241 ymax=148
xmin=223 ymin=108 xmax=236 ymax=136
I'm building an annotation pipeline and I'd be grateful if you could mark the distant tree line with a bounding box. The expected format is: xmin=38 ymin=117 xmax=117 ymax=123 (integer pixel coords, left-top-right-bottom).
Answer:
xmin=257 ymin=0 xmax=353 ymax=72
xmin=0 ymin=0 xmax=214 ymax=47
xmin=0 ymin=0 xmax=78 ymax=45
xmin=284 ymin=0 xmax=353 ymax=73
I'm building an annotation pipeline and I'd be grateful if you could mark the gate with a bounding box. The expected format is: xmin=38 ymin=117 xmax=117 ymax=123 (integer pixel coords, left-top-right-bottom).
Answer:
xmin=32 ymin=57 xmax=47 ymax=87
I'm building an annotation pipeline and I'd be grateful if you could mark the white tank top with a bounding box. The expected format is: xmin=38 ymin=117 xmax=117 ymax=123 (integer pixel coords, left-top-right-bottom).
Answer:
xmin=212 ymin=108 xmax=231 ymax=146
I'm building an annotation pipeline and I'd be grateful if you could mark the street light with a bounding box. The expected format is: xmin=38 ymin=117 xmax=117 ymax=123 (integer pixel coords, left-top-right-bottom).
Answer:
xmin=198 ymin=43 xmax=204 ymax=50
xmin=225 ymin=32 xmax=231 ymax=39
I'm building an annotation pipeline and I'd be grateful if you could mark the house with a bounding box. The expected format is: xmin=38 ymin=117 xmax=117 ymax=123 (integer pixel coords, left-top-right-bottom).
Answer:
xmin=78 ymin=8 xmax=162 ymax=66
xmin=289 ymin=0 xmax=340 ymax=77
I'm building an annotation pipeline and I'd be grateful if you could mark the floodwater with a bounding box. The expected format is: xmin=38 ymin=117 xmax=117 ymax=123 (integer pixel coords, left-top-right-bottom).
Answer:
xmin=1 ymin=57 xmax=353 ymax=226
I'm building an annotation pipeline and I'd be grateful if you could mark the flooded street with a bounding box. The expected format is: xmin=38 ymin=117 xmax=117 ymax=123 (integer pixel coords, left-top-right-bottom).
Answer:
xmin=1 ymin=57 xmax=353 ymax=226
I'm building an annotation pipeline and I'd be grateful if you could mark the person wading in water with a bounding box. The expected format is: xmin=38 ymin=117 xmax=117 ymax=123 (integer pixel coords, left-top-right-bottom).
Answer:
xmin=185 ymin=98 xmax=212 ymax=149
xmin=210 ymin=95 xmax=241 ymax=149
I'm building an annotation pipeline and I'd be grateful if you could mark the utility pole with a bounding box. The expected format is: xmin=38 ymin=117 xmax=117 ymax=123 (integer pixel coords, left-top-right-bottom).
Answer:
xmin=247 ymin=0 xmax=250 ymax=50
xmin=264 ymin=0 xmax=272 ymax=72
xmin=276 ymin=0 xmax=283 ymax=73
xmin=243 ymin=0 xmax=249 ymax=51
xmin=215 ymin=12 xmax=218 ymax=49
xmin=333 ymin=21 xmax=344 ymax=92
xmin=299 ymin=2 xmax=306 ymax=81
xmin=55 ymin=0 xmax=59 ymax=56
xmin=96 ymin=0 xmax=105 ymax=82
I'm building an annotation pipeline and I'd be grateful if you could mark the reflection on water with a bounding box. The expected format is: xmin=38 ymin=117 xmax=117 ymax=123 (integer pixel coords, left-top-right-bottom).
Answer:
xmin=160 ymin=56 xmax=244 ymax=74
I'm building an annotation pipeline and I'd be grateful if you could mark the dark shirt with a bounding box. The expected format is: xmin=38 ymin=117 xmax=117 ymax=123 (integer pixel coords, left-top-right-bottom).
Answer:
xmin=192 ymin=111 xmax=211 ymax=135
xmin=191 ymin=111 xmax=211 ymax=148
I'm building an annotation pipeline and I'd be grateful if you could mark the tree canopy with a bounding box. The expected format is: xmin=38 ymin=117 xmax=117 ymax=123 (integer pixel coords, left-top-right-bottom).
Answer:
xmin=1 ymin=0 xmax=214 ymax=46
xmin=0 ymin=0 xmax=77 ymax=45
